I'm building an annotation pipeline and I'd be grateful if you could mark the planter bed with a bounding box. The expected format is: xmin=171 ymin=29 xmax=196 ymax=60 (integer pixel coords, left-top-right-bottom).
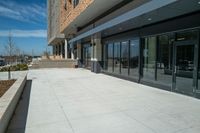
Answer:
xmin=0 ymin=80 xmax=16 ymax=97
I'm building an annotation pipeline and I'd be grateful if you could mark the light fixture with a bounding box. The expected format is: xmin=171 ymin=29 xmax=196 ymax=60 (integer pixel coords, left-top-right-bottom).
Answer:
xmin=148 ymin=18 xmax=152 ymax=21
xmin=198 ymin=1 xmax=200 ymax=4
xmin=119 ymin=27 xmax=122 ymax=30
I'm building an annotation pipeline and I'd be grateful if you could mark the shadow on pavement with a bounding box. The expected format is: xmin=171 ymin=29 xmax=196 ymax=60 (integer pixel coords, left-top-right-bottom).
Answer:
xmin=6 ymin=80 xmax=32 ymax=133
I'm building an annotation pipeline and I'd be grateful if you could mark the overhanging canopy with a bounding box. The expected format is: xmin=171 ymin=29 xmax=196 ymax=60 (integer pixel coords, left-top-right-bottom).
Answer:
xmin=69 ymin=0 xmax=178 ymax=43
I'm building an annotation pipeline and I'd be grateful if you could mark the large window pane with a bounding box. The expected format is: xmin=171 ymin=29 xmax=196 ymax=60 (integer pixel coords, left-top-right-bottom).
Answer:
xmin=114 ymin=42 xmax=120 ymax=74
xmin=103 ymin=44 xmax=108 ymax=70
xmin=121 ymin=41 xmax=129 ymax=76
xmin=156 ymin=35 xmax=173 ymax=86
xmin=142 ymin=37 xmax=156 ymax=81
xmin=198 ymin=47 xmax=200 ymax=90
xmin=83 ymin=44 xmax=91 ymax=68
xmin=129 ymin=39 xmax=139 ymax=78
xmin=107 ymin=43 xmax=113 ymax=72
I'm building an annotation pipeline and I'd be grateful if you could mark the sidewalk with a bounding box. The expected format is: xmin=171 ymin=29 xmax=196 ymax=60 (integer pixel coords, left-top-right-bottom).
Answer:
xmin=7 ymin=68 xmax=200 ymax=133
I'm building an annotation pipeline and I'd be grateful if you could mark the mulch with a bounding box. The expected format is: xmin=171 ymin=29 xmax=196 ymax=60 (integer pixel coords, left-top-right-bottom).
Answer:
xmin=0 ymin=79 xmax=16 ymax=97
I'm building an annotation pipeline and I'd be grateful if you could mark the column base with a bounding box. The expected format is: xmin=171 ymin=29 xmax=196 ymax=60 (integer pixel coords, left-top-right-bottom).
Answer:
xmin=91 ymin=61 xmax=103 ymax=73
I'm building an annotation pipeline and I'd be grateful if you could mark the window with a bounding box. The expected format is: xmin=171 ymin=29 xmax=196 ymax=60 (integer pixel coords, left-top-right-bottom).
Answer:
xmin=83 ymin=44 xmax=91 ymax=68
xmin=64 ymin=0 xmax=67 ymax=10
xmin=142 ymin=36 xmax=156 ymax=81
xmin=73 ymin=0 xmax=79 ymax=8
xmin=114 ymin=42 xmax=120 ymax=74
xmin=121 ymin=41 xmax=129 ymax=75
xmin=176 ymin=30 xmax=198 ymax=41
xmin=107 ymin=43 xmax=113 ymax=73
xmin=103 ymin=44 xmax=108 ymax=70
xmin=198 ymin=46 xmax=200 ymax=90
xmin=156 ymin=34 xmax=173 ymax=86
xmin=129 ymin=39 xmax=139 ymax=78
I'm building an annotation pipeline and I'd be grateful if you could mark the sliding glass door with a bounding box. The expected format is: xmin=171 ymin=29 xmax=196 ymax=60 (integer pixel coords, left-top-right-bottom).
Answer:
xmin=113 ymin=42 xmax=120 ymax=74
xmin=83 ymin=44 xmax=91 ymax=68
xmin=121 ymin=41 xmax=129 ymax=76
xmin=198 ymin=43 xmax=200 ymax=90
xmin=107 ymin=43 xmax=113 ymax=73
xmin=173 ymin=41 xmax=195 ymax=95
xmin=129 ymin=39 xmax=139 ymax=78
xmin=156 ymin=35 xmax=173 ymax=87
xmin=142 ymin=37 xmax=156 ymax=81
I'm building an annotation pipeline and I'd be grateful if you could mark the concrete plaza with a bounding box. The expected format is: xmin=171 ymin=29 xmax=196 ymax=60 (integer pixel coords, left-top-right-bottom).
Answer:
xmin=7 ymin=68 xmax=200 ymax=133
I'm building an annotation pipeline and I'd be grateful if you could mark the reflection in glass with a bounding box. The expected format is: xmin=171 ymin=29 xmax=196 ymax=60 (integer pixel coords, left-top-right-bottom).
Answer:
xmin=175 ymin=44 xmax=194 ymax=94
xmin=107 ymin=43 xmax=113 ymax=72
xmin=83 ymin=44 xmax=91 ymax=68
xmin=121 ymin=41 xmax=129 ymax=75
xmin=114 ymin=42 xmax=120 ymax=74
xmin=129 ymin=39 xmax=139 ymax=78
xmin=103 ymin=44 xmax=108 ymax=71
xmin=157 ymin=35 xmax=172 ymax=86
xmin=142 ymin=37 xmax=156 ymax=81
xmin=197 ymin=36 xmax=200 ymax=90
xmin=176 ymin=30 xmax=197 ymax=41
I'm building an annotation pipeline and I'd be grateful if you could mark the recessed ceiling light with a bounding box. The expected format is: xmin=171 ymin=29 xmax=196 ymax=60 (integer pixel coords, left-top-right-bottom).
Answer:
xmin=148 ymin=18 xmax=152 ymax=21
xmin=198 ymin=1 xmax=200 ymax=4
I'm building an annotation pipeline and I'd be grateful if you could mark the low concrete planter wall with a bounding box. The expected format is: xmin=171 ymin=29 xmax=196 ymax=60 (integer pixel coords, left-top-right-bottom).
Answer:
xmin=0 ymin=72 xmax=27 ymax=133
xmin=38 ymin=59 xmax=77 ymax=68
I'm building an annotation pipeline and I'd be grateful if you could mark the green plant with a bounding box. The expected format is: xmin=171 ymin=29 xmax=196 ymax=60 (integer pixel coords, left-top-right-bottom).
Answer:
xmin=0 ymin=64 xmax=28 ymax=72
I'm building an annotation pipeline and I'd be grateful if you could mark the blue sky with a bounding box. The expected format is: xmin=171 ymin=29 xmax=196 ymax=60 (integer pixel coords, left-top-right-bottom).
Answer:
xmin=0 ymin=0 xmax=48 ymax=56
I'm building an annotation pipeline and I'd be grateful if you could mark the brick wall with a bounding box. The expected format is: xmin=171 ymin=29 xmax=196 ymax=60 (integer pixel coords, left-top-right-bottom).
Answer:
xmin=60 ymin=0 xmax=94 ymax=33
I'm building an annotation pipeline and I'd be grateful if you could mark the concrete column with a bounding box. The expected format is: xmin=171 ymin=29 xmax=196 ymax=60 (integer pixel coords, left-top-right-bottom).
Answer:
xmin=65 ymin=39 xmax=68 ymax=59
xmin=91 ymin=32 xmax=102 ymax=73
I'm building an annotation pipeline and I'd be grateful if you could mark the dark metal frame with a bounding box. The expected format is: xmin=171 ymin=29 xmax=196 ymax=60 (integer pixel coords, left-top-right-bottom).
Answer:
xmin=101 ymin=28 xmax=200 ymax=98
xmin=173 ymin=40 xmax=197 ymax=96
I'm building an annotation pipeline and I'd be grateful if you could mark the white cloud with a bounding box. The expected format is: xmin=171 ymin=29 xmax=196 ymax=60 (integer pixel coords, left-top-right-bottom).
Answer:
xmin=0 ymin=30 xmax=47 ymax=38
xmin=0 ymin=1 xmax=46 ymax=24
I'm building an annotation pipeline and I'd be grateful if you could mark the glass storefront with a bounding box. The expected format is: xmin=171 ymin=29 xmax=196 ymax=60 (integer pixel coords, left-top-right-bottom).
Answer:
xmin=156 ymin=35 xmax=173 ymax=87
xmin=129 ymin=39 xmax=139 ymax=78
xmin=103 ymin=38 xmax=140 ymax=78
xmin=107 ymin=43 xmax=113 ymax=73
xmin=175 ymin=44 xmax=194 ymax=94
xmin=83 ymin=44 xmax=91 ymax=68
xmin=113 ymin=42 xmax=120 ymax=74
xmin=142 ymin=36 xmax=156 ymax=81
xmin=199 ymin=48 xmax=200 ymax=90
xmin=121 ymin=41 xmax=129 ymax=76
xmin=102 ymin=29 xmax=199 ymax=97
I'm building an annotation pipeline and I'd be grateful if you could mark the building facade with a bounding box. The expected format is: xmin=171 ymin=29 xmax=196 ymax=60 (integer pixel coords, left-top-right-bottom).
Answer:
xmin=48 ymin=0 xmax=66 ymax=59
xmin=48 ymin=0 xmax=200 ymax=98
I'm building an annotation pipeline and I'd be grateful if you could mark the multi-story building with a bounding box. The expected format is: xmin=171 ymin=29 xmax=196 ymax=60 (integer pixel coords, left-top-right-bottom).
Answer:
xmin=48 ymin=0 xmax=66 ymax=59
xmin=48 ymin=0 xmax=200 ymax=98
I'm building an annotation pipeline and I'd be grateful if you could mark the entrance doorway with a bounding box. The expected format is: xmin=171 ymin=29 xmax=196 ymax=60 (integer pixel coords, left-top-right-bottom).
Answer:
xmin=173 ymin=41 xmax=197 ymax=95
xmin=83 ymin=44 xmax=91 ymax=69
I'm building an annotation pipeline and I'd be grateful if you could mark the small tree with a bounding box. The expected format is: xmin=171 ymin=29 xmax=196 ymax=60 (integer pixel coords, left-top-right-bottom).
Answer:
xmin=4 ymin=31 xmax=16 ymax=79
xmin=4 ymin=31 xmax=16 ymax=63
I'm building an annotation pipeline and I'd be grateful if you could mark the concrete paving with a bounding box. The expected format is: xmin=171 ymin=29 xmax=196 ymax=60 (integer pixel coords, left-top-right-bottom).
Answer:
xmin=6 ymin=68 xmax=200 ymax=133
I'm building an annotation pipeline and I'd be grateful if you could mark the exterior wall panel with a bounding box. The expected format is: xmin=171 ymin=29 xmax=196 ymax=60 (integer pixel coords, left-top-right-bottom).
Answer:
xmin=60 ymin=0 xmax=94 ymax=33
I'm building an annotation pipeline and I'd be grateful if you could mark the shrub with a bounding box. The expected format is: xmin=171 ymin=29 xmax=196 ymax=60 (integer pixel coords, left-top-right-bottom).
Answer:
xmin=0 ymin=64 xmax=28 ymax=72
